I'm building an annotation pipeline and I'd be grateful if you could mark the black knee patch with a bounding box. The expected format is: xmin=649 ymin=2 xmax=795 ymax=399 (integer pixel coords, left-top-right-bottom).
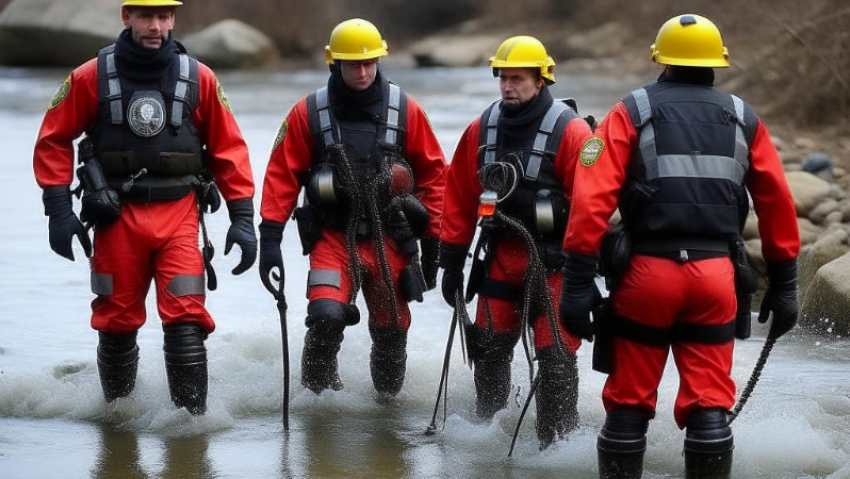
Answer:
xmin=162 ymin=324 xmax=207 ymax=415
xmin=162 ymin=324 xmax=206 ymax=362
xmin=97 ymin=331 xmax=139 ymax=402
xmin=685 ymin=408 xmax=733 ymax=454
xmin=98 ymin=331 xmax=139 ymax=362
xmin=598 ymin=408 xmax=651 ymax=454
xmin=465 ymin=326 xmax=518 ymax=363
xmin=306 ymin=299 xmax=359 ymax=333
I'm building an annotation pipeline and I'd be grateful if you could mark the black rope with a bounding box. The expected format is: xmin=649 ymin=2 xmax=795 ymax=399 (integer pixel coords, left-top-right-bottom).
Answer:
xmin=727 ymin=333 xmax=777 ymax=425
xmin=508 ymin=372 xmax=542 ymax=457
xmin=327 ymin=145 xmax=364 ymax=303
xmin=425 ymin=292 xmax=461 ymax=435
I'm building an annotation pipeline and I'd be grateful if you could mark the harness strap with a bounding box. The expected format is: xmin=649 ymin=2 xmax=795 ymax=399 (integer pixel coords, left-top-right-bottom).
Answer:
xmin=611 ymin=314 xmax=736 ymax=346
xmin=101 ymin=45 xmax=123 ymax=125
xmin=171 ymin=53 xmax=191 ymax=128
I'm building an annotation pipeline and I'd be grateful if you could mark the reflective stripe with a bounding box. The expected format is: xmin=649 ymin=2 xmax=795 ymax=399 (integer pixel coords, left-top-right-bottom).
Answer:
xmin=483 ymin=101 xmax=501 ymax=164
xmin=307 ymin=269 xmax=341 ymax=289
xmin=648 ymin=154 xmax=746 ymax=184
xmin=171 ymin=54 xmax=190 ymax=127
xmin=730 ymin=94 xmax=750 ymax=175
xmin=386 ymin=84 xmax=401 ymax=145
xmin=91 ymin=272 xmax=114 ymax=296
xmin=526 ymin=101 xmax=569 ymax=180
xmin=731 ymin=95 xmax=745 ymax=124
xmin=105 ymin=50 xmax=123 ymax=125
xmin=166 ymin=275 xmax=206 ymax=297
xmin=315 ymin=87 xmax=336 ymax=147
xmin=631 ymin=88 xmax=652 ymax=126
xmin=638 ymin=123 xmax=659 ymax=178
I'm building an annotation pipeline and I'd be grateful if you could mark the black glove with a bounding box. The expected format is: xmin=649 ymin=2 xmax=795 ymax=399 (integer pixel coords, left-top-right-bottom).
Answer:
xmin=42 ymin=185 xmax=92 ymax=261
xmin=224 ymin=198 xmax=257 ymax=275
xmin=439 ymin=242 xmax=468 ymax=308
xmin=758 ymin=260 xmax=798 ymax=339
xmin=420 ymin=236 xmax=439 ymax=291
xmin=559 ymin=253 xmax=600 ymax=342
xmin=259 ymin=220 xmax=285 ymax=299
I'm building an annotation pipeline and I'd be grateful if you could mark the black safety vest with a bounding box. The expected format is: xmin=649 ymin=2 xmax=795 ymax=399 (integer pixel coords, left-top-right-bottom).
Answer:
xmin=477 ymin=98 xmax=580 ymax=241
xmin=88 ymin=43 xmax=204 ymax=201
xmin=305 ymin=78 xmax=410 ymax=230
xmin=620 ymin=82 xmax=758 ymax=254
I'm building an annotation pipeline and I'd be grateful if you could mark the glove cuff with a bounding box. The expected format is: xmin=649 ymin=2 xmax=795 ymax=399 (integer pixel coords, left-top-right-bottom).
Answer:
xmin=259 ymin=220 xmax=285 ymax=243
xmin=766 ymin=259 xmax=797 ymax=289
xmin=563 ymin=253 xmax=599 ymax=282
xmin=439 ymin=241 xmax=468 ymax=270
xmin=226 ymin=198 xmax=254 ymax=221
xmin=42 ymin=185 xmax=73 ymax=216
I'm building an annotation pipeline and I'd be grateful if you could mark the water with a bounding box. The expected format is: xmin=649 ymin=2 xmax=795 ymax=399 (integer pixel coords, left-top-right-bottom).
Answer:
xmin=1 ymin=65 xmax=849 ymax=479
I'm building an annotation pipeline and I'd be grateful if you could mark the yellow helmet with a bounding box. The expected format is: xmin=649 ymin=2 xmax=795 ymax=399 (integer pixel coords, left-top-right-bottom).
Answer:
xmin=651 ymin=14 xmax=729 ymax=68
xmin=489 ymin=36 xmax=556 ymax=83
xmin=325 ymin=18 xmax=388 ymax=64
xmin=121 ymin=0 xmax=183 ymax=6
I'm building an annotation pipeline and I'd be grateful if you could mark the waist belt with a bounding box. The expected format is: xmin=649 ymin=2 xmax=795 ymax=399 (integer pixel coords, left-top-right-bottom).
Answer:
xmin=610 ymin=313 xmax=736 ymax=347
xmin=632 ymin=238 xmax=730 ymax=262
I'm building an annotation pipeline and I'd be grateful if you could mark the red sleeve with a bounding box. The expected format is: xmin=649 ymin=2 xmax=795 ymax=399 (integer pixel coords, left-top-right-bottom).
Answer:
xmin=193 ymin=63 xmax=254 ymax=202
xmin=260 ymin=98 xmax=314 ymax=225
xmin=564 ymin=102 xmax=637 ymax=256
xmin=404 ymin=96 xmax=447 ymax=238
xmin=747 ymin=119 xmax=800 ymax=262
xmin=33 ymin=59 xmax=98 ymax=187
xmin=556 ymin=117 xmax=594 ymax=202
xmin=439 ymin=120 xmax=482 ymax=249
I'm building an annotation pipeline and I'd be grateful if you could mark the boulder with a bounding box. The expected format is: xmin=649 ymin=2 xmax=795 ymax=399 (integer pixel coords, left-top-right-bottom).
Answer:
xmin=786 ymin=171 xmax=832 ymax=217
xmin=182 ymin=19 xmax=278 ymax=69
xmin=808 ymin=199 xmax=840 ymax=224
xmin=409 ymin=33 xmax=501 ymax=68
xmin=561 ymin=22 xmax=629 ymax=59
xmin=798 ymin=228 xmax=850 ymax=303
xmin=824 ymin=211 xmax=844 ymax=227
xmin=0 ymin=0 xmax=121 ymax=66
xmin=798 ymin=217 xmax=824 ymax=246
xmin=800 ymin=252 xmax=850 ymax=335
xmin=801 ymin=152 xmax=834 ymax=180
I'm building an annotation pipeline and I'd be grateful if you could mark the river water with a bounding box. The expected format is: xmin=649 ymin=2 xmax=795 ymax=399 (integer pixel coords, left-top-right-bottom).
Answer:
xmin=0 ymin=66 xmax=848 ymax=479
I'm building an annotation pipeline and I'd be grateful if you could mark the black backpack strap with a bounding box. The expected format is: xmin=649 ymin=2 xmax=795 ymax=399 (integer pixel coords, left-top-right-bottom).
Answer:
xmin=96 ymin=44 xmax=123 ymax=125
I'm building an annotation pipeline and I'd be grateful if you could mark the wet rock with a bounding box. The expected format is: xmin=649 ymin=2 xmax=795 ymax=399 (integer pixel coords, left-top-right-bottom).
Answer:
xmin=0 ymin=0 xmax=121 ymax=66
xmin=801 ymin=152 xmax=834 ymax=180
xmin=801 ymin=252 xmax=850 ymax=335
xmin=745 ymin=239 xmax=769 ymax=307
xmin=409 ymin=33 xmax=500 ymax=67
xmin=799 ymin=228 xmax=850 ymax=303
xmin=786 ymin=171 xmax=832 ymax=217
xmin=182 ymin=19 xmax=278 ymax=69
xmin=808 ymin=199 xmax=840 ymax=224
xmin=52 ymin=361 xmax=88 ymax=379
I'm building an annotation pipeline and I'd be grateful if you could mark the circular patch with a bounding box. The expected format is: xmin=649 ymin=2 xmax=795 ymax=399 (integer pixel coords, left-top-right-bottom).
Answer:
xmin=48 ymin=75 xmax=71 ymax=110
xmin=580 ymin=137 xmax=605 ymax=167
xmin=272 ymin=119 xmax=288 ymax=151
xmin=217 ymin=82 xmax=232 ymax=114
xmin=127 ymin=96 xmax=165 ymax=137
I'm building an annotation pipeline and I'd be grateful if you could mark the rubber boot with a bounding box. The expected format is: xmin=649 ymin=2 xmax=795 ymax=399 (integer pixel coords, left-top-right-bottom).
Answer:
xmin=684 ymin=409 xmax=734 ymax=479
xmin=97 ymin=331 xmax=139 ymax=402
xmin=370 ymin=329 xmax=408 ymax=397
xmin=163 ymin=324 xmax=208 ymax=415
xmin=597 ymin=408 xmax=650 ymax=479
xmin=468 ymin=327 xmax=516 ymax=419
xmin=535 ymin=346 xmax=579 ymax=449
xmin=301 ymin=327 xmax=344 ymax=394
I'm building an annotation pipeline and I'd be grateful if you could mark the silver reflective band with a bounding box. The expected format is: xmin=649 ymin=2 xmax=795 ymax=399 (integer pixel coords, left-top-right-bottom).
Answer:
xmin=647 ymin=154 xmax=747 ymax=184
xmin=731 ymin=95 xmax=750 ymax=173
xmin=484 ymin=101 xmax=501 ymax=164
xmin=386 ymin=84 xmax=401 ymax=145
xmin=535 ymin=196 xmax=556 ymax=235
xmin=171 ymin=54 xmax=190 ymax=127
xmin=632 ymin=88 xmax=652 ymax=125
xmin=314 ymin=166 xmax=337 ymax=204
xmin=307 ymin=269 xmax=341 ymax=289
xmin=166 ymin=275 xmax=206 ymax=297
xmin=105 ymin=49 xmax=123 ymax=125
xmin=315 ymin=87 xmax=336 ymax=147
xmin=638 ymin=123 xmax=659 ymax=178
xmin=91 ymin=272 xmax=114 ymax=296
xmin=526 ymin=101 xmax=569 ymax=181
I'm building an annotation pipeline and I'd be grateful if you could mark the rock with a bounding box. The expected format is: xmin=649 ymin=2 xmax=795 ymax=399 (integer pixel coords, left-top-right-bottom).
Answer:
xmin=798 ymin=228 xmax=850 ymax=303
xmin=835 ymin=167 xmax=847 ymax=178
xmin=824 ymin=211 xmax=844 ymax=226
xmin=784 ymin=162 xmax=803 ymax=172
xmin=742 ymin=212 xmax=759 ymax=240
xmin=798 ymin=217 xmax=824 ymax=246
xmin=828 ymin=184 xmax=847 ymax=201
xmin=808 ymin=199 xmax=840 ymax=224
xmin=562 ymin=22 xmax=629 ymax=59
xmin=182 ymin=19 xmax=278 ymax=69
xmin=840 ymin=200 xmax=850 ymax=222
xmin=794 ymin=136 xmax=817 ymax=150
xmin=409 ymin=33 xmax=500 ymax=67
xmin=745 ymin=239 xmax=769 ymax=308
xmin=771 ymin=135 xmax=786 ymax=151
xmin=0 ymin=0 xmax=121 ymax=66
xmin=801 ymin=152 xmax=834 ymax=179
xmin=801 ymin=252 xmax=850 ymax=335
xmin=786 ymin=171 xmax=832 ymax=217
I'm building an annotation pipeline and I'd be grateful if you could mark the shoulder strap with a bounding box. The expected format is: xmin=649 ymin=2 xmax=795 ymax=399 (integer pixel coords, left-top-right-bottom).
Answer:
xmin=97 ymin=44 xmax=123 ymax=125
xmin=384 ymin=82 xmax=403 ymax=146
xmin=307 ymin=86 xmax=337 ymax=148
xmin=525 ymin=100 xmax=572 ymax=181
xmin=170 ymin=53 xmax=198 ymax=128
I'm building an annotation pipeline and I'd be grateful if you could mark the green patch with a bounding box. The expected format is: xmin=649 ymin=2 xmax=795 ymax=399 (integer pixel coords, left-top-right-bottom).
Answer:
xmin=217 ymin=82 xmax=232 ymax=113
xmin=272 ymin=119 xmax=288 ymax=151
xmin=580 ymin=137 xmax=604 ymax=167
xmin=48 ymin=76 xmax=71 ymax=110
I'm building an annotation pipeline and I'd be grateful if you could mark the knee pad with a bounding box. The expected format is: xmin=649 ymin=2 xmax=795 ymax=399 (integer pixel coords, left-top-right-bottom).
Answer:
xmin=97 ymin=331 xmax=139 ymax=402
xmin=466 ymin=326 xmax=518 ymax=364
xmin=162 ymin=324 xmax=207 ymax=415
xmin=685 ymin=408 xmax=733 ymax=454
xmin=598 ymin=408 xmax=651 ymax=454
xmin=98 ymin=331 xmax=139 ymax=364
xmin=162 ymin=324 xmax=207 ymax=363
xmin=306 ymin=299 xmax=359 ymax=335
